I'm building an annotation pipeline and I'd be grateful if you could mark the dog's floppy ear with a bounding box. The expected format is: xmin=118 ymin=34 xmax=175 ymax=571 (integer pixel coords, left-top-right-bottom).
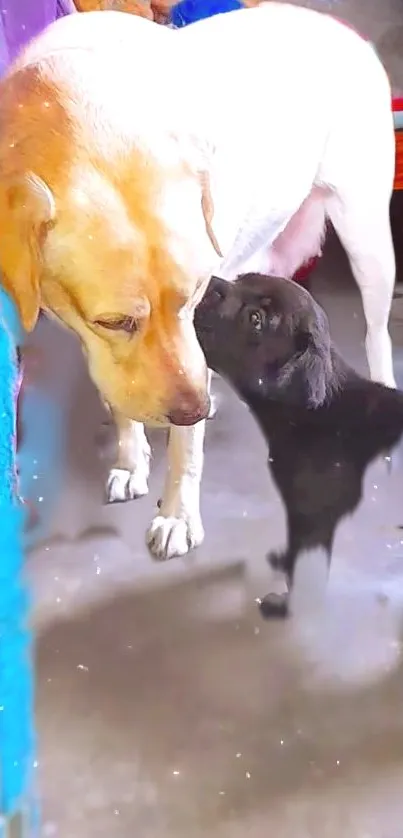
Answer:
xmin=294 ymin=305 xmax=335 ymax=407
xmin=199 ymin=171 xmax=223 ymax=258
xmin=0 ymin=172 xmax=55 ymax=331
xmin=279 ymin=303 xmax=336 ymax=408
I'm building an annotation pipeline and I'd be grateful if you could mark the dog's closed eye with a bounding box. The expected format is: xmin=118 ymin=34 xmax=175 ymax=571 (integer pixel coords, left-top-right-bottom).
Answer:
xmin=94 ymin=315 xmax=138 ymax=335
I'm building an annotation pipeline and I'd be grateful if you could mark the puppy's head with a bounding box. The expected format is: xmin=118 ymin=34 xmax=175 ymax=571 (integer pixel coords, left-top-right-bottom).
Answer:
xmin=195 ymin=273 xmax=337 ymax=408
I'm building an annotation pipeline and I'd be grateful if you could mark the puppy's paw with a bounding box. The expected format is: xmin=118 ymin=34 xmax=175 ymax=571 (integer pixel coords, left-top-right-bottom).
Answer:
xmin=146 ymin=512 xmax=204 ymax=560
xmin=258 ymin=592 xmax=289 ymax=620
xmin=106 ymin=467 xmax=149 ymax=503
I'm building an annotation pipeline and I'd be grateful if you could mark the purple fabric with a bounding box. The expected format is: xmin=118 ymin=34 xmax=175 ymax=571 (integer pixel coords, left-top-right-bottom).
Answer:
xmin=0 ymin=0 xmax=64 ymax=76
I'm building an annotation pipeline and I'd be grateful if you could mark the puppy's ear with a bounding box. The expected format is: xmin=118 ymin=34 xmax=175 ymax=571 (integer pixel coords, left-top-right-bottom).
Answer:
xmin=279 ymin=304 xmax=335 ymax=408
xmin=295 ymin=306 xmax=335 ymax=407
xmin=0 ymin=173 xmax=55 ymax=331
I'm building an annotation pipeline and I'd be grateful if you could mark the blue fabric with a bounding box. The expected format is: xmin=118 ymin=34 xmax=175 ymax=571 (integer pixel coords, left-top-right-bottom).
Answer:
xmin=171 ymin=0 xmax=243 ymax=28
xmin=0 ymin=288 xmax=37 ymax=831
xmin=19 ymin=387 xmax=64 ymax=551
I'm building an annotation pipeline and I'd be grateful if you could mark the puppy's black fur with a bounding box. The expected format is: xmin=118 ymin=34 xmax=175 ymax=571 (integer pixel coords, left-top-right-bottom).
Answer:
xmin=195 ymin=273 xmax=403 ymax=619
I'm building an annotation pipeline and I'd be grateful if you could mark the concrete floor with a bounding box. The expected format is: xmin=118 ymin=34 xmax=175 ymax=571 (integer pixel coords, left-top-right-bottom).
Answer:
xmin=22 ymin=2 xmax=403 ymax=835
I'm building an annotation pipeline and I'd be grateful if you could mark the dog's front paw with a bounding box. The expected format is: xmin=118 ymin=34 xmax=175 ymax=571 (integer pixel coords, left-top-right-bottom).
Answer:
xmin=258 ymin=592 xmax=289 ymax=620
xmin=106 ymin=466 xmax=149 ymax=503
xmin=146 ymin=511 xmax=204 ymax=560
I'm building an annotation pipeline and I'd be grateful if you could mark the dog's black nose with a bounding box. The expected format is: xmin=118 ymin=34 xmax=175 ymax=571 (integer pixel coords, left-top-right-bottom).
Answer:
xmin=167 ymin=395 xmax=210 ymax=426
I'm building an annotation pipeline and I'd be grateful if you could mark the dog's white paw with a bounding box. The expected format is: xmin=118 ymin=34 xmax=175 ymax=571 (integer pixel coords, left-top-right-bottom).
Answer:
xmin=106 ymin=466 xmax=149 ymax=503
xmin=146 ymin=511 xmax=204 ymax=560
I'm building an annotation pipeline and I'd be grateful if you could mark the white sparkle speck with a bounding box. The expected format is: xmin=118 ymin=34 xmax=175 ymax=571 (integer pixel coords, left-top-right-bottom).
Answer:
xmin=246 ymin=771 xmax=251 ymax=779
xmin=56 ymin=597 xmax=61 ymax=604
xmin=77 ymin=664 xmax=89 ymax=671
xmin=38 ymin=496 xmax=44 ymax=503
xmin=280 ymin=739 xmax=284 ymax=745
xmin=236 ymin=753 xmax=242 ymax=758
xmin=173 ymin=770 xmax=180 ymax=776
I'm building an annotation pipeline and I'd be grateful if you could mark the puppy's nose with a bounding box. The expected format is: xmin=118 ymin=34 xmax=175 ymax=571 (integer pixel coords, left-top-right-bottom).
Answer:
xmin=167 ymin=394 xmax=210 ymax=426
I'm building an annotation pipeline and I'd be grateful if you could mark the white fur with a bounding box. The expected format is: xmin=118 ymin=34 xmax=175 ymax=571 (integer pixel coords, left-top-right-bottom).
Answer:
xmin=107 ymin=420 xmax=151 ymax=502
xmin=146 ymin=416 xmax=206 ymax=559
xmin=16 ymin=5 xmax=397 ymax=557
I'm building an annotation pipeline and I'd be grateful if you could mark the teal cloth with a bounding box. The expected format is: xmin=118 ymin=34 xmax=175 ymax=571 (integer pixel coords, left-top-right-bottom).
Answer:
xmin=0 ymin=287 xmax=38 ymax=833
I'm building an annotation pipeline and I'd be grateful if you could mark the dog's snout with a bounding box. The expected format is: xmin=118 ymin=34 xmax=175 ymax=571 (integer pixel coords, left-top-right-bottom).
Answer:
xmin=168 ymin=393 xmax=210 ymax=426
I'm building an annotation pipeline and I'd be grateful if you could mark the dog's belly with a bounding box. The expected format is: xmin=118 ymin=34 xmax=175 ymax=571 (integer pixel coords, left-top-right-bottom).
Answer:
xmin=217 ymin=180 xmax=327 ymax=281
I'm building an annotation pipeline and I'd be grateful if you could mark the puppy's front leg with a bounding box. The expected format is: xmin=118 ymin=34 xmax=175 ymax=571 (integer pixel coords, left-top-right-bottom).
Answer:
xmin=106 ymin=415 xmax=151 ymax=503
xmin=147 ymin=418 xmax=206 ymax=560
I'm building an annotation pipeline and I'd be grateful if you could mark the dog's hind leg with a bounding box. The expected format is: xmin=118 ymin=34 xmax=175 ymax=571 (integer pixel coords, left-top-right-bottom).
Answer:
xmin=322 ymin=72 xmax=396 ymax=388
xmin=106 ymin=415 xmax=151 ymax=503
xmin=326 ymin=187 xmax=396 ymax=388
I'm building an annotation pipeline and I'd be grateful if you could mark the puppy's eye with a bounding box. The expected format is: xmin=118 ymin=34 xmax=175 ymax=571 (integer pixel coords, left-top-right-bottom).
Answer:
xmin=249 ymin=309 xmax=265 ymax=332
xmin=94 ymin=316 xmax=138 ymax=335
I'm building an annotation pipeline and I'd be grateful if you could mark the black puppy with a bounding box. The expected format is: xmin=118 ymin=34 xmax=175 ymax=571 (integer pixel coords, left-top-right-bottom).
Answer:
xmin=194 ymin=273 xmax=403 ymax=619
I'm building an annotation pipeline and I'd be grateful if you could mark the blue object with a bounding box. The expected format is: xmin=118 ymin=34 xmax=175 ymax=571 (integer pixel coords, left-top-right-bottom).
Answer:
xmin=170 ymin=0 xmax=243 ymax=28
xmin=0 ymin=287 xmax=39 ymax=837
xmin=19 ymin=383 xmax=65 ymax=552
